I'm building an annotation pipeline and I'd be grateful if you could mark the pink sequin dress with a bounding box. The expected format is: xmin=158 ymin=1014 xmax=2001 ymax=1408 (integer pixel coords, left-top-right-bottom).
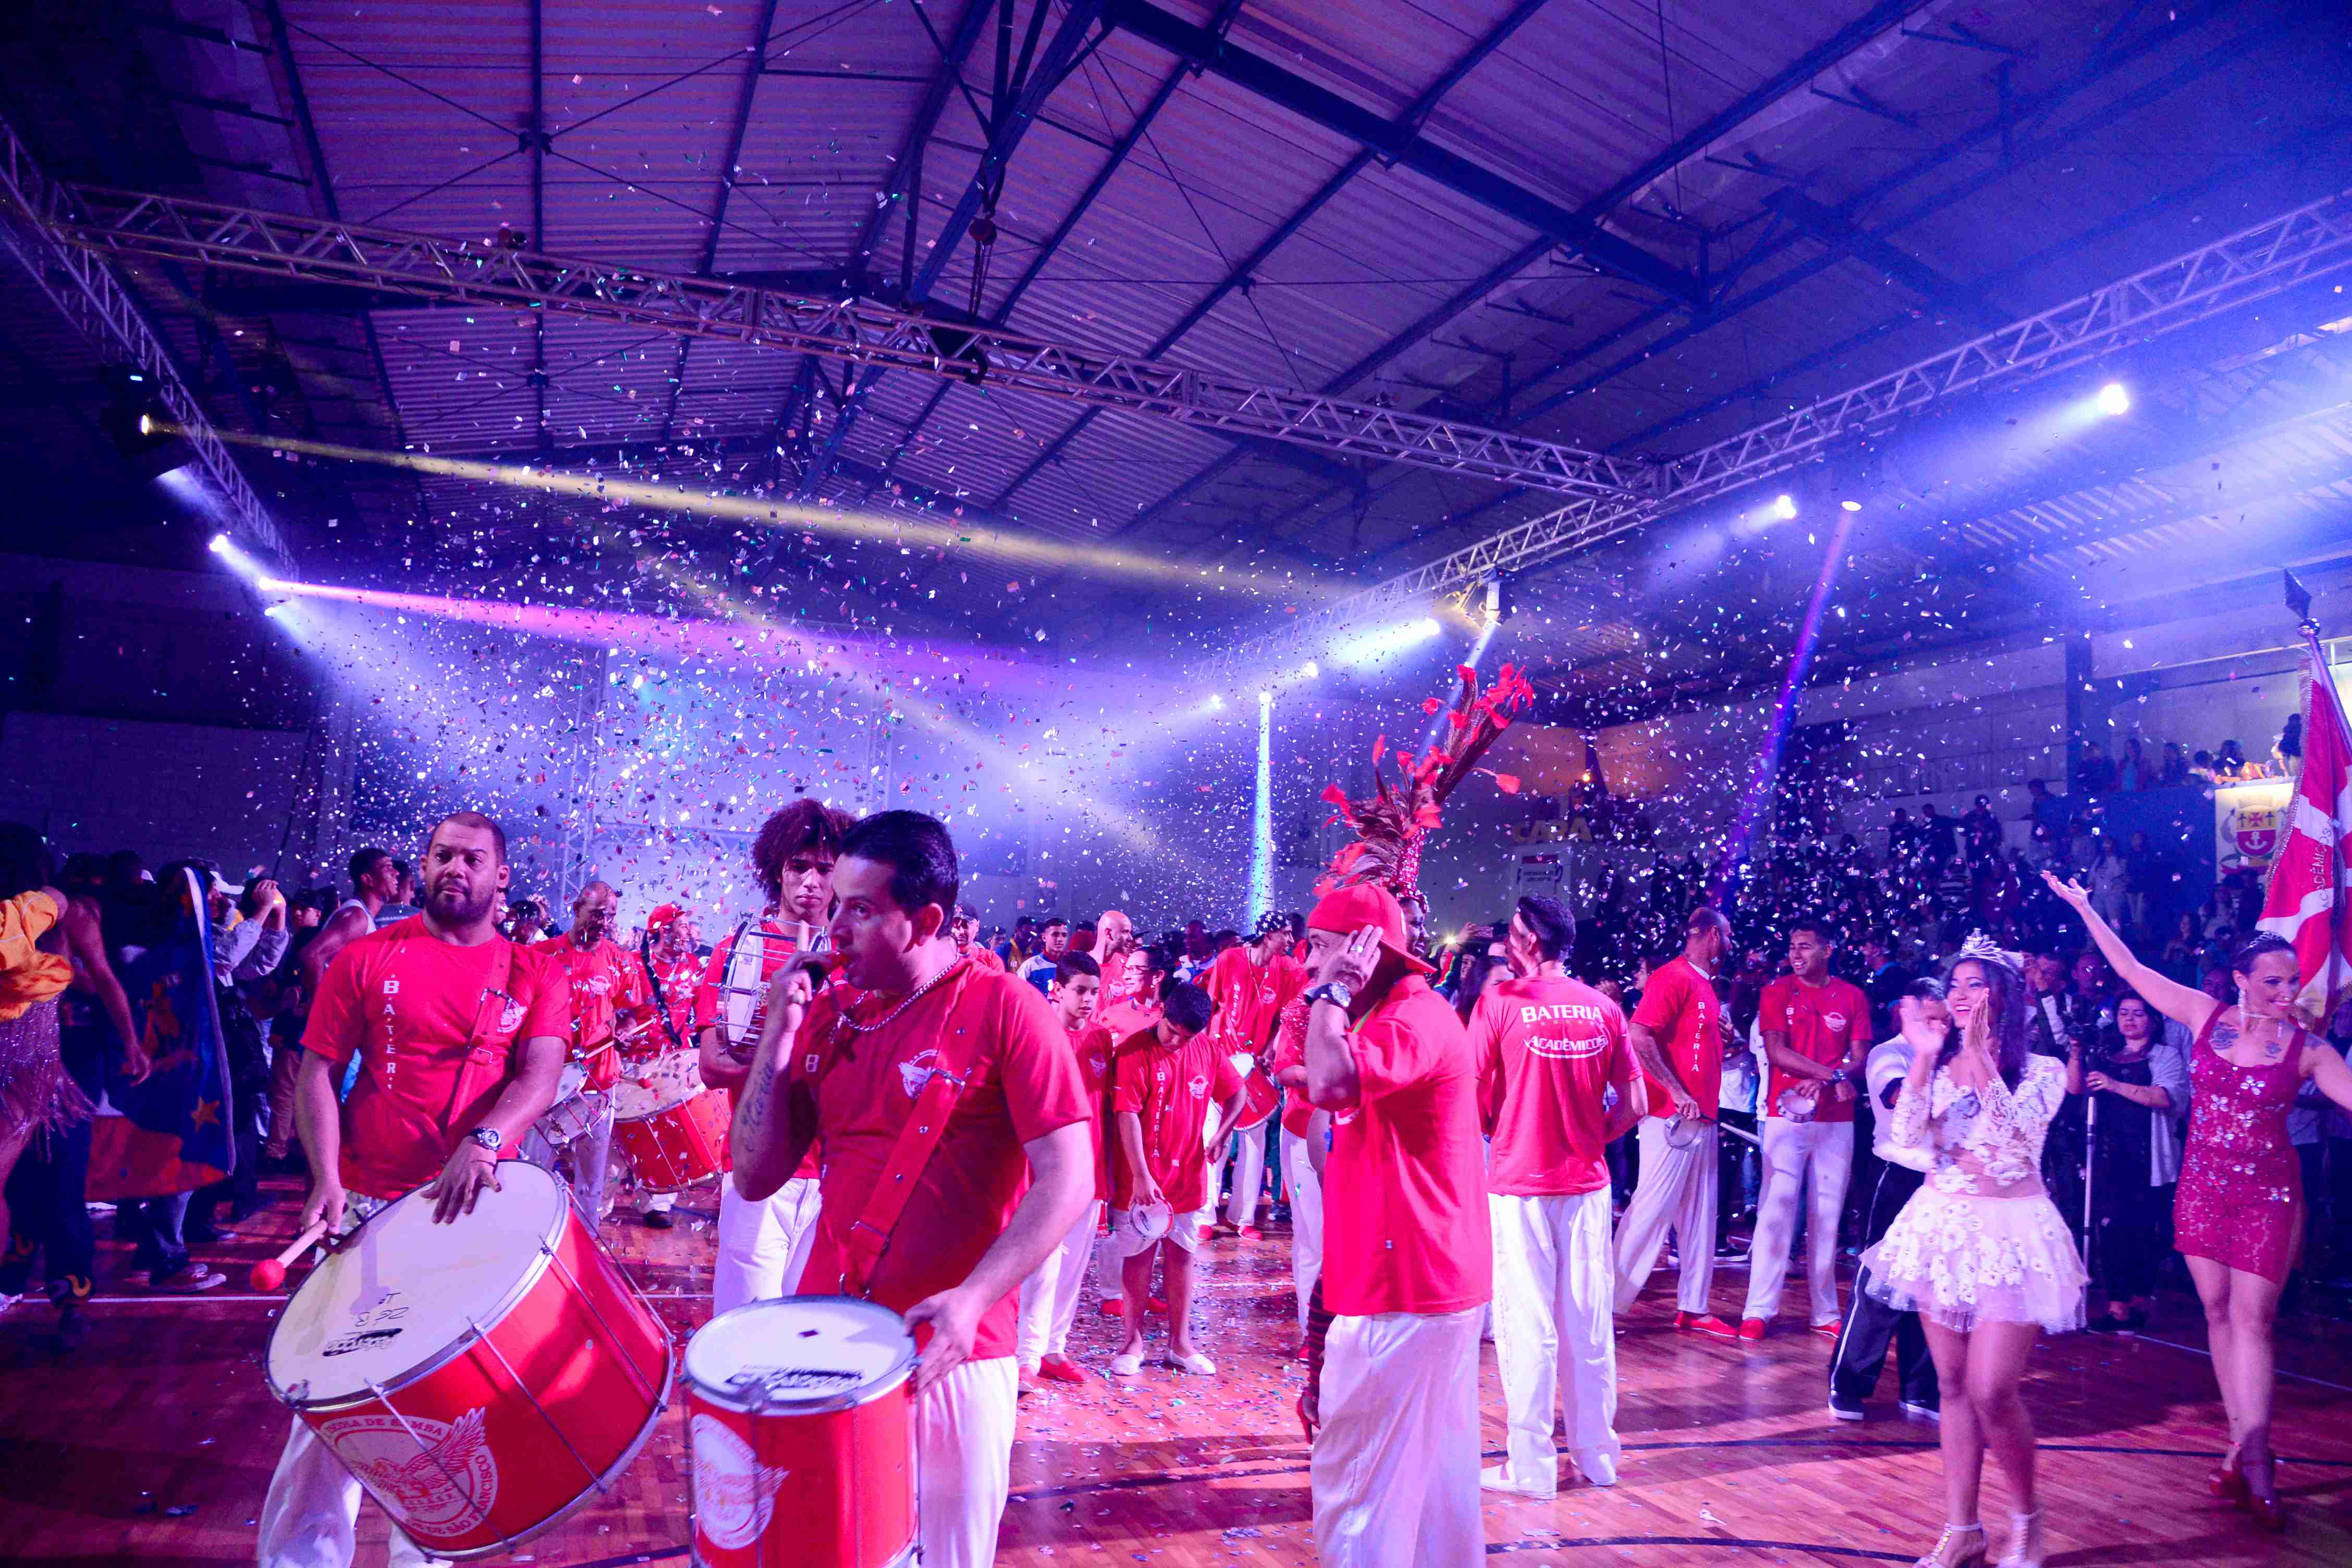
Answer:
xmin=2172 ymin=1010 xmax=2304 ymax=1285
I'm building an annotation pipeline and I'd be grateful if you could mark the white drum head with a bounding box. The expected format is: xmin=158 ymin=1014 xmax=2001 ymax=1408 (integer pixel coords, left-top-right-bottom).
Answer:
xmin=685 ymin=1296 xmax=915 ymax=1412
xmin=552 ymin=1061 xmax=587 ymax=1105
xmin=267 ymin=1162 xmax=569 ymax=1406
xmin=612 ymin=1050 xmax=703 ymax=1120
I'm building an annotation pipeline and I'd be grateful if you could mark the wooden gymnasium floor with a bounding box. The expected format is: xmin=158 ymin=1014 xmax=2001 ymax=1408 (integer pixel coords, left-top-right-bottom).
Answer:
xmin=4 ymin=1176 xmax=2348 ymax=1567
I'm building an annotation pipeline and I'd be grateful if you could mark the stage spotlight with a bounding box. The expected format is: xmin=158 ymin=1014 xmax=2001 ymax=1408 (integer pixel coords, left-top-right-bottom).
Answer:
xmin=1333 ymin=615 xmax=1446 ymax=667
xmin=1771 ymin=494 xmax=1798 ymax=522
xmin=1256 ymin=690 xmax=1272 ymax=704
xmin=1840 ymin=499 xmax=1863 ymax=512
xmin=208 ymin=533 xmax=231 ymax=556
xmin=1206 ymin=693 xmax=1226 ymax=711
xmin=2096 ymin=382 xmax=2131 ymax=416
xmin=1482 ymin=577 xmax=1514 ymax=626
xmin=1301 ymin=661 xmax=1319 ymax=679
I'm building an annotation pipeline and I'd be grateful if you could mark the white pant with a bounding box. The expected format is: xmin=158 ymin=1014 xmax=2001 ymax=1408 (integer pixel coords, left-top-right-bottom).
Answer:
xmin=713 ymin=1175 xmax=821 ymax=1316
xmin=1742 ymin=1118 xmax=1855 ymax=1326
xmin=1016 ymin=1198 xmax=1102 ymax=1366
xmin=259 ymin=1418 xmax=444 ymax=1567
xmin=1097 ymin=1207 xmax=1128 ymax=1305
xmin=1313 ymin=1306 xmax=1484 ymax=1568
xmin=1613 ymin=1117 xmax=1720 ymax=1315
xmin=1281 ymin=1125 xmax=1324 ymax=1333
xmin=522 ymin=1100 xmax=615 ymax=1226
xmin=915 ymin=1357 xmax=1020 ymax=1568
xmin=1491 ymin=1188 xmax=1619 ymax=1494
xmin=1222 ymin=1122 xmax=1268 ymax=1227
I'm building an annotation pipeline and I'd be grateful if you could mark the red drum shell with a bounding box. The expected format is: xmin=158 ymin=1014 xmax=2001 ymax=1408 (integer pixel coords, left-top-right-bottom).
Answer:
xmin=615 ymin=1087 xmax=732 ymax=1192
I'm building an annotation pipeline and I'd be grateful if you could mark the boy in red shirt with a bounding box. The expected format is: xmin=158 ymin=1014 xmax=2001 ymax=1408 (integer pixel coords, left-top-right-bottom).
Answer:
xmin=1741 ymin=916 xmax=1870 ymax=1338
xmin=1017 ymin=951 xmax=1105 ymax=1389
xmin=1475 ymin=897 xmax=1643 ymax=1497
xmin=727 ymin=811 xmax=1094 ymax=1568
xmin=1300 ymin=883 xmax=1491 ymax=1568
xmin=1085 ymin=941 xmax=1171 ymax=1317
xmin=1106 ymin=982 xmax=1243 ymax=1376
xmin=694 ymin=799 xmax=852 ymax=1314
xmin=1199 ymin=913 xmax=1307 ymax=1237
xmin=261 ymin=811 xmax=570 ymax=1568
xmin=1614 ymin=905 xmax=1738 ymax=1337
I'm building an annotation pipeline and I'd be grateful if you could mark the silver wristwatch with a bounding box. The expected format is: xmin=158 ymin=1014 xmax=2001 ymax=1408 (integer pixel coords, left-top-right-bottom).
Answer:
xmin=1305 ymin=981 xmax=1354 ymax=1011
xmin=467 ymin=1126 xmax=504 ymax=1155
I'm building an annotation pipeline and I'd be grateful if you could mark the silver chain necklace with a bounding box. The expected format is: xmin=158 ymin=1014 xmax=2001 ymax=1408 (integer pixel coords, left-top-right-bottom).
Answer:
xmin=842 ymin=953 xmax=970 ymax=1034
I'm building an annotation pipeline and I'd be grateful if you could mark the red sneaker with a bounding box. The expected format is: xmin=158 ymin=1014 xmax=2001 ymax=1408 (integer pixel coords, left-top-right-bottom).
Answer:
xmin=1811 ymin=1320 xmax=1843 ymax=1343
xmin=1675 ymin=1312 xmax=1740 ymax=1340
xmin=1037 ymin=1354 xmax=1089 ymax=1385
xmin=1097 ymin=1299 xmax=1125 ymax=1317
xmin=1147 ymin=1297 xmax=1170 ymax=1316
xmin=1198 ymin=1225 xmax=1217 ymax=1242
xmin=1235 ymin=1225 xmax=1263 ymax=1241
xmin=1737 ymin=1318 xmax=1767 ymax=1342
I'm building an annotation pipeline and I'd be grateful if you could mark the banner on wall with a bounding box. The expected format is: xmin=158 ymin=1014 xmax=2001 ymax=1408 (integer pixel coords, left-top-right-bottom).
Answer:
xmin=2214 ymin=779 xmax=2294 ymax=873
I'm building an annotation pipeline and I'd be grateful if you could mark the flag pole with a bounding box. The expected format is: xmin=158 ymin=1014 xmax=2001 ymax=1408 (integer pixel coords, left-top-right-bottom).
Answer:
xmin=2282 ymin=569 xmax=2348 ymax=1017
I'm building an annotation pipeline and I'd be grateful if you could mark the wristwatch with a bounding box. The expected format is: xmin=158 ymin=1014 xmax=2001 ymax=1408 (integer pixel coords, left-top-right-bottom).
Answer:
xmin=1305 ymin=981 xmax=1354 ymax=1011
xmin=467 ymin=1126 xmax=504 ymax=1155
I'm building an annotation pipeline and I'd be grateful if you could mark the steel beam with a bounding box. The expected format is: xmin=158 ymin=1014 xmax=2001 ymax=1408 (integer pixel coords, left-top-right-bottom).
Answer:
xmin=1203 ymin=185 xmax=2352 ymax=680
xmin=1100 ymin=0 xmax=1701 ymax=308
xmin=0 ymin=115 xmax=287 ymax=559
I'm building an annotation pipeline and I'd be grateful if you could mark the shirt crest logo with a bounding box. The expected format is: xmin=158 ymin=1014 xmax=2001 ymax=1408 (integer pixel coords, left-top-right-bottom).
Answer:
xmin=898 ymin=1048 xmax=940 ymax=1098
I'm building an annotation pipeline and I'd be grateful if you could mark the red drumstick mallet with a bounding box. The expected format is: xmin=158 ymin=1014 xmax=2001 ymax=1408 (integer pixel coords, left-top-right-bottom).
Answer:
xmin=250 ymin=1220 xmax=330 ymax=1291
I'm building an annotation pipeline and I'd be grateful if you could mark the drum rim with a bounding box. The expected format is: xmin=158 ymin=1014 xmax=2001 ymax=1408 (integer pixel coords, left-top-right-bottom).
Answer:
xmin=384 ymin=1336 xmax=676 ymax=1561
xmin=682 ymin=1295 xmax=917 ymax=1415
xmin=266 ymin=1162 xmax=573 ymax=1410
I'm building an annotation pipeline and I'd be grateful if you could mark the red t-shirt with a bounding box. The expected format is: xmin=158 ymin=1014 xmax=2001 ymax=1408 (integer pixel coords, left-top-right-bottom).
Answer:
xmin=1098 ymin=948 xmax=1142 ymax=1012
xmin=959 ymin=942 xmax=1008 ymax=975
xmin=1110 ymin=1025 xmax=1242 ymax=1212
xmin=1321 ymin=977 xmax=1492 ymax=1317
xmin=1200 ymin=946 xmax=1308 ymax=1056
xmin=1473 ymin=974 xmax=1636 ymax=1196
xmin=644 ymin=952 xmax=703 ymax=1056
xmin=1758 ymin=974 xmax=1869 ymax=1123
xmin=531 ymin=934 xmax=651 ymax=1089
xmin=303 ymin=917 xmax=571 ymax=1200
xmin=1630 ymin=956 xmax=1724 ymax=1121
xmin=788 ymin=964 xmax=1089 ymax=1362
xmin=1270 ymin=998 xmax=1314 ymax=1137
xmin=1071 ymin=1019 xmax=1121 ymax=1202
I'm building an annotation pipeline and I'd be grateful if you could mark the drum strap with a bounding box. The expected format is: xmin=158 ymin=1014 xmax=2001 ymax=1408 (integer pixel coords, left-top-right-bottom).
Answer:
xmin=447 ymin=939 xmax=517 ymax=1125
xmin=826 ymin=962 xmax=986 ymax=1301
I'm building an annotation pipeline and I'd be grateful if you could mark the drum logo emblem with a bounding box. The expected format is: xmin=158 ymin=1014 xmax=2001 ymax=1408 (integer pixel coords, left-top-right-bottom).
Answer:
xmin=692 ymin=1413 xmax=790 ymax=1551
xmin=323 ymin=1406 xmax=498 ymax=1536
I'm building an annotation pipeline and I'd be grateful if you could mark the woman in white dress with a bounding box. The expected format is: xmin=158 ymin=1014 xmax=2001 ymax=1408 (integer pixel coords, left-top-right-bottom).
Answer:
xmin=1864 ymin=935 xmax=2085 ymax=1568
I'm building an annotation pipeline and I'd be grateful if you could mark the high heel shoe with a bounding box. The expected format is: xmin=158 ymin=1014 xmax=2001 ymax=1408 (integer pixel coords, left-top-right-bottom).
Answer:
xmin=2238 ymin=1452 xmax=2285 ymax=1532
xmin=1912 ymin=1522 xmax=1986 ymax=1568
xmin=2208 ymin=1450 xmax=2246 ymax=1503
xmin=1995 ymin=1508 xmax=2045 ymax=1568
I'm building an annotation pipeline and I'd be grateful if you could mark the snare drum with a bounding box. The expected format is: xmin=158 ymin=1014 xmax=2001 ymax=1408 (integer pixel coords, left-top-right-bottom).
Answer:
xmin=536 ymin=1061 xmax=606 ymax=1148
xmin=266 ymin=1162 xmax=672 ymax=1559
xmin=613 ymin=1049 xmax=732 ymax=1192
xmin=684 ymin=1297 xmax=916 ymax=1568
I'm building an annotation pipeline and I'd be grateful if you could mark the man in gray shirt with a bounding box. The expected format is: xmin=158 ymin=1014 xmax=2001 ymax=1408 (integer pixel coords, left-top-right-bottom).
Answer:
xmin=1827 ymin=977 xmax=1946 ymax=1422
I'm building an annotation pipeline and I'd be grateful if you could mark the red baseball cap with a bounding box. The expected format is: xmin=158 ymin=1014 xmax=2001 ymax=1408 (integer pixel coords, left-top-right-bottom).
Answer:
xmin=644 ymin=901 xmax=685 ymax=933
xmin=1307 ymin=883 xmax=1436 ymax=975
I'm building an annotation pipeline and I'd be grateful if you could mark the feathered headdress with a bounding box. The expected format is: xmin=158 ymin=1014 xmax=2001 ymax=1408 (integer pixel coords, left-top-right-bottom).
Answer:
xmin=1317 ymin=662 xmax=1535 ymax=901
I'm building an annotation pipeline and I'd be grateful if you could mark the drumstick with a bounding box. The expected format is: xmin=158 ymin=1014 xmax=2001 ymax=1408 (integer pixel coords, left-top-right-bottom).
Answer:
xmin=250 ymin=1220 xmax=330 ymax=1291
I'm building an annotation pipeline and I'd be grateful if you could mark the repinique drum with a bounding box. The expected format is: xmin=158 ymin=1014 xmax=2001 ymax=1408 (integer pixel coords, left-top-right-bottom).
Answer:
xmin=684 ymin=1297 xmax=917 ymax=1568
xmin=266 ymin=1161 xmax=672 ymax=1559
xmin=536 ymin=1061 xmax=605 ymax=1147
xmin=614 ymin=1049 xmax=732 ymax=1192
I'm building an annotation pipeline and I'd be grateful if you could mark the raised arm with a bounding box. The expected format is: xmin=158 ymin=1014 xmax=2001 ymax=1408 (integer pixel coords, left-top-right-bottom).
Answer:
xmin=2305 ymin=1038 xmax=2352 ymax=1117
xmin=729 ymin=965 xmax=820 ymax=1200
xmin=2042 ymin=873 xmax=2217 ymax=1034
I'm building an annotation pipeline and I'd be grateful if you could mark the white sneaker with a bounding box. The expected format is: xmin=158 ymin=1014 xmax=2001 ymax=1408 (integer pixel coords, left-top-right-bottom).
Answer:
xmin=1109 ymin=1351 xmax=1144 ymax=1377
xmin=1828 ymin=1399 xmax=1865 ymax=1422
xmin=1165 ymin=1349 xmax=1216 ymax=1375
xmin=1480 ymin=1464 xmax=1554 ymax=1499
xmin=1900 ymin=1400 xmax=1941 ymax=1421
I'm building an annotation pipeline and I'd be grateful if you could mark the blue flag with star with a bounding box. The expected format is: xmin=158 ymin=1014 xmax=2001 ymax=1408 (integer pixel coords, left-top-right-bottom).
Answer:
xmin=87 ymin=868 xmax=235 ymax=1199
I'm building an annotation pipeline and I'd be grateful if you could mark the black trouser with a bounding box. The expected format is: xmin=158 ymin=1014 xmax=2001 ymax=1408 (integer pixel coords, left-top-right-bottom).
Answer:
xmin=188 ymin=1006 xmax=268 ymax=1230
xmin=2091 ymin=1179 xmax=2167 ymax=1303
xmin=1829 ymin=1161 xmax=1937 ymax=1411
xmin=2 ymin=1028 xmax=101 ymax=1307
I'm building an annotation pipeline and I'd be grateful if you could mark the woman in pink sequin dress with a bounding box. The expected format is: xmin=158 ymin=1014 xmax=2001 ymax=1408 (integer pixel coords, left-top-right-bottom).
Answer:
xmin=2047 ymin=875 xmax=2352 ymax=1532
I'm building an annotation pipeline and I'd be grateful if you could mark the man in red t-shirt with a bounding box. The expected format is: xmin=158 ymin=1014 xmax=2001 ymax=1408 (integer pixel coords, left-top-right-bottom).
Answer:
xmin=1741 ymin=916 xmax=1870 ymax=1337
xmin=1016 ymin=951 xmax=1105 ymax=1389
xmin=630 ymin=902 xmax=704 ymax=1228
xmin=695 ymin=799 xmax=853 ymax=1314
xmin=529 ymin=879 xmax=654 ymax=1224
xmin=1199 ymin=913 xmax=1308 ymax=1238
xmin=1299 ymin=884 xmax=1490 ymax=1568
xmin=729 ymin=811 xmax=1093 ymax=1568
xmin=1613 ymin=905 xmax=1738 ymax=1337
xmin=261 ymin=811 xmax=570 ymax=1568
xmin=1475 ymin=897 xmax=1643 ymax=1498
xmin=1105 ymin=982 xmax=1243 ymax=1377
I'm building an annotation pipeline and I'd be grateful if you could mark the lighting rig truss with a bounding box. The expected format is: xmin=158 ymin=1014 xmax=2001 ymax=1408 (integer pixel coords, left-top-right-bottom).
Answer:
xmin=1217 ymin=184 xmax=2352 ymax=679
xmin=43 ymin=187 xmax=1653 ymax=504
xmin=0 ymin=117 xmax=290 ymax=561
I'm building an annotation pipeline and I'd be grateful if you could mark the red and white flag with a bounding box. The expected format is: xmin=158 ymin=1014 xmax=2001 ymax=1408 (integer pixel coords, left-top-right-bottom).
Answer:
xmin=2256 ymin=640 xmax=2352 ymax=1023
